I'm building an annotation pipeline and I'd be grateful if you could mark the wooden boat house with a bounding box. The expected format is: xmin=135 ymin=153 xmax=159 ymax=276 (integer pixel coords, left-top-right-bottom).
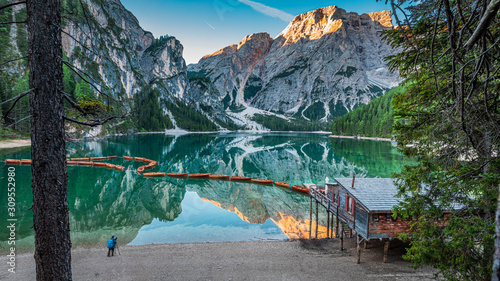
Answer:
xmin=309 ymin=177 xmax=412 ymax=263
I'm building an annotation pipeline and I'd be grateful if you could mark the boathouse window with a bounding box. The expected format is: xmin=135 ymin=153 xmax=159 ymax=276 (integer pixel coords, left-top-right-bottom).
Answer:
xmin=386 ymin=213 xmax=392 ymax=221
xmin=372 ymin=213 xmax=378 ymax=221
xmin=346 ymin=196 xmax=354 ymax=214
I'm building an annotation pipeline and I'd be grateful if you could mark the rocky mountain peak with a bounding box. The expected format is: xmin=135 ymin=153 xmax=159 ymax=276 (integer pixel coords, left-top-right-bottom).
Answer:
xmin=279 ymin=6 xmax=393 ymax=45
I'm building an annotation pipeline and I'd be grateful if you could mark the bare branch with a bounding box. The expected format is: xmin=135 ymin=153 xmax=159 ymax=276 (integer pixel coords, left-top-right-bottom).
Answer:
xmin=7 ymin=115 xmax=31 ymax=127
xmin=0 ymin=1 xmax=26 ymax=11
xmin=0 ymin=88 xmax=33 ymax=106
xmin=54 ymin=23 xmax=102 ymax=59
xmin=61 ymin=91 xmax=88 ymax=115
xmin=63 ymin=112 xmax=130 ymax=127
xmin=465 ymin=0 xmax=500 ymax=49
xmin=0 ymin=21 xmax=26 ymax=25
xmin=60 ymin=59 xmax=111 ymax=100
xmin=0 ymin=56 xmax=27 ymax=68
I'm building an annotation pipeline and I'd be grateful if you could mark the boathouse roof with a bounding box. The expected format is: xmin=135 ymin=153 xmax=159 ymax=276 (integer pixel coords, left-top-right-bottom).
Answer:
xmin=333 ymin=178 xmax=401 ymax=212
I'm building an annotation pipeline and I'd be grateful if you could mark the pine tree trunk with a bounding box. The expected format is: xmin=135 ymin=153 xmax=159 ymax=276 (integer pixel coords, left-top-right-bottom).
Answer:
xmin=27 ymin=0 xmax=72 ymax=279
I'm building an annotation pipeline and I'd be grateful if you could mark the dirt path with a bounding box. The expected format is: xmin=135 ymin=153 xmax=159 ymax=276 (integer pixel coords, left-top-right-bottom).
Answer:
xmin=1 ymin=239 xmax=436 ymax=281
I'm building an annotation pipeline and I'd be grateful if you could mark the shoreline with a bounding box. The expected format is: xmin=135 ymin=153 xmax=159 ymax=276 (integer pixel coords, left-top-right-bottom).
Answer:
xmin=0 ymin=239 xmax=436 ymax=280
xmin=329 ymin=134 xmax=394 ymax=142
xmin=0 ymin=139 xmax=31 ymax=149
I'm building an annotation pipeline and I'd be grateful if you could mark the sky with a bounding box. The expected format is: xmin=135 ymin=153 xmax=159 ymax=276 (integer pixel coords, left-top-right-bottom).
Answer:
xmin=120 ymin=0 xmax=395 ymax=64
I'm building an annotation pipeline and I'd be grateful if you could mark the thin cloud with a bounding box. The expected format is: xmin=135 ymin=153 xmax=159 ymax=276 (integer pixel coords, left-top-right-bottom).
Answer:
xmin=237 ymin=0 xmax=294 ymax=23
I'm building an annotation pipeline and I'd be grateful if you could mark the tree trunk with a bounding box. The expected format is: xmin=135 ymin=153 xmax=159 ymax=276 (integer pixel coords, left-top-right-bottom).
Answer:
xmin=27 ymin=0 xmax=72 ymax=279
xmin=493 ymin=184 xmax=500 ymax=281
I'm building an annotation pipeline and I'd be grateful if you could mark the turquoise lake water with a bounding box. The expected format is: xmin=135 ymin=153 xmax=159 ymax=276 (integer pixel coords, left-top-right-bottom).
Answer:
xmin=0 ymin=133 xmax=409 ymax=252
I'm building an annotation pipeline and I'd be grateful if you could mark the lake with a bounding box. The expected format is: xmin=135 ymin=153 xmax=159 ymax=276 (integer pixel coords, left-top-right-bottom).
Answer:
xmin=0 ymin=133 xmax=408 ymax=252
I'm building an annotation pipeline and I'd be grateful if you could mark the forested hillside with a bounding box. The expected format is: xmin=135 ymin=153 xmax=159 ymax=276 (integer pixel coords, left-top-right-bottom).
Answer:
xmin=331 ymin=85 xmax=406 ymax=138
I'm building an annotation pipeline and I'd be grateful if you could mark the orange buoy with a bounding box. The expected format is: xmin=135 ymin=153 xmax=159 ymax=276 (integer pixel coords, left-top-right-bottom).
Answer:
xmin=230 ymin=176 xmax=252 ymax=181
xmin=5 ymin=159 xmax=20 ymax=165
xmin=189 ymin=173 xmax=210 ymax=178
xmin=275 ymin=181 xmax=290 ymax=188
xmin=105 ymin=163 xmax=116 ymax=169
xmin=291 ymin=185 xmax=309 ymax=194
xmin=167 ymin=172 xmax=188 ymax=177
xmin=251 ymin=178 xmax=273 ymax=184
xmin=137 ymin=166 xmax=145 ymax=174
xmin=78 ymin=161 xmax=93 ymax=166
xmin=115 ymin=165 xmax=125 ymax=171
xmin=93 ymin=162 xmax=106 ymax=167
xmin=135 ymin=157 xmax=145 ymax=162
xmin=142 ymin=159 xmax=153 ymax=163
xmin=71 ymin=158 xmax=89 ymax=161
xmin=107 ymin=156 xmax=117 ymax=160
xmin=20 ymin=159 xmax=32 ymax=165
xmin=144 ymin=172 xmax=165 ymax=177
xmin=209 ymin=174 xmax=230 ymax=180
xmin=123 ymin=156 xmax=133 ymax=160
xmin=90 ymin=157 xmax=106 ymax=161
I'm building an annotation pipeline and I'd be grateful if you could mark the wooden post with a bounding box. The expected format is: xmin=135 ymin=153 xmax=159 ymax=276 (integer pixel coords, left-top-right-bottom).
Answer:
xmin=315 ymin=201 xmax=319 ymax=238
xmin=340 ymin=223 xmax=344 ymax=251
xmin=356 ymin=235 xmax=361 ymax=264
xmin=349 ymin=228 xmax=353 ymax=238
xmin=335 ymin=206 xmax=339 ymax=238
xmin=364 ymin=240 xmax=367 ymax=249
xmin=309 ymin=196 xmax=312 ymax=239
xmin=383 ymin=240 xmax=390 ymax=263
xmin=326 ymin=211 xmax=330 ymax=238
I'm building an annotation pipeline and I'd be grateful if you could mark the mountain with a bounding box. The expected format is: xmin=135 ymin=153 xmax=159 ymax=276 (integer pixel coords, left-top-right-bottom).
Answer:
xmin=1 ymin=2 xmax=401 ymax=135
xmin=188 ymin=6 xmax=401 ymax=130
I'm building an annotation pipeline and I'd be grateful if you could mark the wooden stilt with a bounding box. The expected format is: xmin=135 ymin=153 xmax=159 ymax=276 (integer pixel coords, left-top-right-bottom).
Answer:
xmin=315 ymin=201 xmax=319 ymax=238
xmin=335 ymin=207 xmax=339 ymax=238
xmin=309 ymin=196 xmax=312 ymax=239
xmin=383 ymin=240 xmax=390 ymax=263
xmin=340 ymin=223 xmax=344 ymax=251
xmin=326 ymin=211 xmax=330 ymax=238
xmin=364 ymin=240 xmax=367 ymax=249
xmin=349 ymin=228 xmax=353 ymax=238
xmin=330 ymin=213 xmax=334 ymax=238
xmin=356 ymin=235 xmax=361 ymax=264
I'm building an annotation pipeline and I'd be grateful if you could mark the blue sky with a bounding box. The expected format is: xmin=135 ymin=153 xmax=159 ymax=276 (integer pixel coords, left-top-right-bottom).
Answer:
xmin=120 ymin=0 xmax=394 ymax=64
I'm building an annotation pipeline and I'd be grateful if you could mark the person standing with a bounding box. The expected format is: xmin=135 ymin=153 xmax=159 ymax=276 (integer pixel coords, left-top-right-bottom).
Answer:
xmin=107 ymin=236 xmax=117 ymax=257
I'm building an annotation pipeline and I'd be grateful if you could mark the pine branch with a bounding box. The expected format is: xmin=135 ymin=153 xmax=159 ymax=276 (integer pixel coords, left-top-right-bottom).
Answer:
xmin=0 ymin=56 xmax=27 ymax=68
xmin=60 ymin=59 xmax=110 ymax=99
xmin=0 ymin=1 xmax=26 ymax=11
xmin=63 ymin=112 xmax=130 ymax=127
xmin=7 ymin=115 xmax=31 ymax=127
xmin=0 ymin=21 xmax=26 ymax=25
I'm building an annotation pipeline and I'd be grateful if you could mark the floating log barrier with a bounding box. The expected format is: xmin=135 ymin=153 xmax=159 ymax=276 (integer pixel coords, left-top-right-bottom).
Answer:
xmin=93 ymin=162 xmax=107 ymax=167
xmin=107 ymin=156 xmax=117 ymax=160
xmin=71 ymin=158 xmax=89 ymax=161
xmin=90 ymin=157 xmax=106 ymax=161
xmin=123 ymin=156 xmax=133 ymax=160
xmin=67 ymin=160 xmax=78 ymax=165
xmin=137 ymin=166 xmax=145 ymax=174
xmin=105 ymin=163 xmax=116 ymax=169
xmin=78 ymin=162 xmax=93 ymax=166
xmin=189 ymin=173 xmax=210 ymax=178
xmin=209 ymin=174 xmax=230 ymax=180
xmin=291 ymin=185 xmax=309 ymax=194
xmin=251 ymin=178 xmax=273 ymax=184
xmin=5 ymin=159 xmax=20 ymax=165
xmin=20 ymin=159 xmax=32 ymax=165
xmin=143 ymin=172 xmax=165 ymax=177
xmin=167 ymin=172 xmax=188 ymax=177
xmin=115 ymin=165 xmax=125 ymax=171
xmin=275 ymin=181 xmax=290 ymax=188
xmin=134 ymin=157 xmax=146 ymax=162
xmin=230 ymin=176 xmax=252 ymax=181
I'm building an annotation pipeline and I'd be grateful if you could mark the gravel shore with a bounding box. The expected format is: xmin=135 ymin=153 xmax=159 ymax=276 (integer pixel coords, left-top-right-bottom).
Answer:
xmin=1 ymin=238 xmax=436 ymax=281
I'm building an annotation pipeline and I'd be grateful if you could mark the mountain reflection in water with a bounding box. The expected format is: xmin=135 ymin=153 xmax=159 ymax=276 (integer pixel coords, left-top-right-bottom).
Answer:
xmin=0 ymin=133 xmax=408 ymax=252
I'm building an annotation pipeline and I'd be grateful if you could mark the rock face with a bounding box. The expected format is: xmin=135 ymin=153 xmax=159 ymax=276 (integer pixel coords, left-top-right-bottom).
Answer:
xmin=62 ymin=0 xmax=188 ymax=102
xmin=188 ymin=6 xmax=401 ymax=127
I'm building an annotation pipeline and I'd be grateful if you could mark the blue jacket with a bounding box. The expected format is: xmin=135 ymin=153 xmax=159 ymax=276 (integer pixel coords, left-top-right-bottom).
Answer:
xmin=107 ymin=238 xmax=117 ymax=248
